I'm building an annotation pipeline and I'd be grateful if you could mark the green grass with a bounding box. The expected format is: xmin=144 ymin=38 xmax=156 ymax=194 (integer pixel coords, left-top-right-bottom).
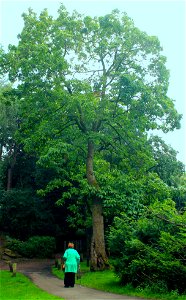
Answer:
xmin=0 ymin=270 xmax=63 ymax=300
xmin=52 ymin=262 xmax=186 ymax=300
xmin=2 ymin=262 xmax=185 ymax=300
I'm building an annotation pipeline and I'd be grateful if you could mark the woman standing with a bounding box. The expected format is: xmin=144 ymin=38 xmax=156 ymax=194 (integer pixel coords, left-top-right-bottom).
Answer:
xmin=63 ymin=242 xmax=80 ymax=288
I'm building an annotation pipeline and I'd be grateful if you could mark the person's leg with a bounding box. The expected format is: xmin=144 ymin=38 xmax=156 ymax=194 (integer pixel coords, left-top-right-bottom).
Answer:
xmin=70 ymin=273 xmax=75 ymax=287
xmin=66 ymin=272 xmax=75 ymax=287
xmin=64 ymin=272 xmax=70 ymax=287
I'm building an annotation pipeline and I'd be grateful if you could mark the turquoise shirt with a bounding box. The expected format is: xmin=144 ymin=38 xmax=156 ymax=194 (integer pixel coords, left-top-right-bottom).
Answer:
xmin=63 ymin=248 xmax=80 ymax=273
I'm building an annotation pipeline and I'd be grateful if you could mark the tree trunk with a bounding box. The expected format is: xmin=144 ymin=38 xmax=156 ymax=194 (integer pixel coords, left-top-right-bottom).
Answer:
xmin=90 ymin=199 xmax=109 ymax=270
xmin=7 ymin=167 xmax=13 ymax=190
xmin=0 ymin=145 xmax=3 ymax=159
xmin=86 ymin=139 xmax=109 ymax=271
xmin=7 ymin=146 xmax=17 ymax=190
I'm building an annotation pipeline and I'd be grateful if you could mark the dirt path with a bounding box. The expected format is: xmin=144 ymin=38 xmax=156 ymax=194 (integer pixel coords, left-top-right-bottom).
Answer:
xmin=0 ymin=259 xmax=147 ymax=300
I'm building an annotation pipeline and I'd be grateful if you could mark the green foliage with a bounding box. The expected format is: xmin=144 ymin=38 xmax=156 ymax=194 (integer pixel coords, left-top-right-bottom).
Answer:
xmin=0 ymin=3 xmax=184 ymax=275
xmin=1 ymin=4 xmax=181 ymax=161
xmin=102 ymin=171 xmax=171 ymax=225
xmin=1 ymin=3 xmax=181 ymax=204
xmin=148 ymin=136 xmax=185 ymax=186
xmin=7 ymin=235 xmax=56 ymax=258
xmin=0 ymin=189 xmax=55 ymax=239
xmin=140 ymin=172 xmax=171 ymax=205
xmin=108 ymin=199 xmax=186 ymax=294
xmin=170 ymin=174 xmax=186 ymax=210
xmin=0 ymin=83 xmax=19 ymax=152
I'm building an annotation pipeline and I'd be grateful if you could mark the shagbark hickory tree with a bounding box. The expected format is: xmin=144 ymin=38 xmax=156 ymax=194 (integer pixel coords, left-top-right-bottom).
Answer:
xmin=1 ymin=5 xmax=181 ymax=270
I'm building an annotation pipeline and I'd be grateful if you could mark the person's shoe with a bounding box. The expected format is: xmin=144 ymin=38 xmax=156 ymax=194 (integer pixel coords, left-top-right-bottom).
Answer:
xmin=64 ymin=286 xmax=69 ymax=288
xmin=70 ymin=285 xmax=74 ymax=287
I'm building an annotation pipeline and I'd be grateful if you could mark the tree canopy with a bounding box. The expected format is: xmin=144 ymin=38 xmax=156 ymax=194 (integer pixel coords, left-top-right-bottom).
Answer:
xmin=0 ymin=5 xmax=184 ymax=271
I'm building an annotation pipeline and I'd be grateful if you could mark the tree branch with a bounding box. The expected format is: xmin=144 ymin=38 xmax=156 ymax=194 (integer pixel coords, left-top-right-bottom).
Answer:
xmin=150 ymin=210 xmax=186 ymax=228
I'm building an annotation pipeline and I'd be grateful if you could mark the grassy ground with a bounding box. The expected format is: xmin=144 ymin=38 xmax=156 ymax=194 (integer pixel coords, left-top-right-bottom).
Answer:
xmin=52 ymin=262 xmax=186 ymax=300
xmin=1 ymin=262 xmax=186 ymax=300
xmin=0 ymin=270 xmax=63 ymax=300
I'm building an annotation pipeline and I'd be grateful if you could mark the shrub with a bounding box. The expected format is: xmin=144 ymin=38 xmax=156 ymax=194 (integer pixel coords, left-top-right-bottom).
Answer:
xmin=6 ymin=237 xmax=24 ymax=254
xmin=7 ymin=236 xmax=56 ymax=258
xmin=108 ymin=200 xmax=186 ymax=294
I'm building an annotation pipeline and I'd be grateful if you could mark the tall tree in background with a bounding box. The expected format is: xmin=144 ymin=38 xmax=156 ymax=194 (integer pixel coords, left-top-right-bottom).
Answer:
xmin=0 ymin=82 xmax=20 ymax=190
xmin=148 ymin=136 xmax=184 ymax=186
xmin=1 ymin=5 xmax=181 ymax=269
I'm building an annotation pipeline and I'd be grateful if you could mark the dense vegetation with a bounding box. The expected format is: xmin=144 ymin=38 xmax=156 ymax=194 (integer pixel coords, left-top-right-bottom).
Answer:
xmin=0 ymin=4 xmax=185 ymax=295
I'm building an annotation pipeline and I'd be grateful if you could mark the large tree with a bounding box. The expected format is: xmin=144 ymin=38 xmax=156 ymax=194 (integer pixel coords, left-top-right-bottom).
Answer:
xmin=1 ymin=6 xmax=181 ymax=269
xmin=0 ymin=82 xmax=20 ymax=190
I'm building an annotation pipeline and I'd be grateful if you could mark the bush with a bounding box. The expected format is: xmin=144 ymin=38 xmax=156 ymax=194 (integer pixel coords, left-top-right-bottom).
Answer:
xmin=108 ymin=200 xmax=186 ymax=294
xmin=7 ymin=236 xmax=56 ymax=258
xmin=6 ymin=237 xmax=24 ymax=254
